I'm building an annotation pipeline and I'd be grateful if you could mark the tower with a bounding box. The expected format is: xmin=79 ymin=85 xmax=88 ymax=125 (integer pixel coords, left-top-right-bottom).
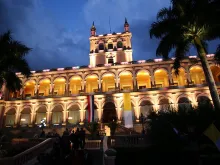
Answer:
xmin=89 ymin=19 xmax=133 ymax=67
xmin=124 ymin=18 xmax=129 ymax=32
xmin=90 ymin=21 xmax=96 ymax=37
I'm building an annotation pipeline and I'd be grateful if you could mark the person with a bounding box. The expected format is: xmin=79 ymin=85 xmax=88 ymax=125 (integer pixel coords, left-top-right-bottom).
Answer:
xmin=79 ymin=128 xmax=86 ymax=149
xmin=74 ymin=128 xmax=80 ymax=150
xmin=63 ymin=128 xmax=69 ymax=136
xmin=69 ymin=130 xmax=75 ymax=151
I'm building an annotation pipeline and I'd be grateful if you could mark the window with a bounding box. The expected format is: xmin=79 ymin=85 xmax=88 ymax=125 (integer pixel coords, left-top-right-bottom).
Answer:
xmin=108 ymin=58 xmax=114 ymax=64
xmin=99 ymin=43 xmax=104 ymax=50
xmin=108 ymin=43 xmax=113 ymax=49
xmin=117 ymin=41 xmax=123 ymax=48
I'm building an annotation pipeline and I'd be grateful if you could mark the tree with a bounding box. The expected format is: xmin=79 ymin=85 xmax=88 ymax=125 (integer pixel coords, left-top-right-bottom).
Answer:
xmin=149 ymin=0 xmax=220 ymax=112
xmin=0 ymin=31 xmax=31 ymax=92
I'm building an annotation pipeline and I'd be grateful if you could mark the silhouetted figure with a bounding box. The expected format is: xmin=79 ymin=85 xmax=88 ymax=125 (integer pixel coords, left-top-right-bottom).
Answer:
xmin=70 ymin=130 xmax=75 ymax=151
xmin=40 ymin=130 xmax=46 ymax=138
xmin=79 ymin=128 xmax=86 ymax=149
xmin=74 ymin=128 xmax=80 ymax=150
xmin=63 ymin=128 xmax=69 ymax=136
xmin=61 ymin=129 xmax=71 ymax=156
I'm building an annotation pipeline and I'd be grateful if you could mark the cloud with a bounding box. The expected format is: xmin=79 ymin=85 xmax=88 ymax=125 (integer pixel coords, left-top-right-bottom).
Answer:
xmin=0 ymin=0 xmax=89 ymax=70
xmin=1 ymin=0 xmax=218 ymax=71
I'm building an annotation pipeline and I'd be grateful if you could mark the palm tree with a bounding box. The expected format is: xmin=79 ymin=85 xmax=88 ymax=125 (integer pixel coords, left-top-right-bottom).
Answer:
xmin=0 ymin=31 xmax=31 ymax=93
xmin=149 ymin=0 xmax=220 ymax=111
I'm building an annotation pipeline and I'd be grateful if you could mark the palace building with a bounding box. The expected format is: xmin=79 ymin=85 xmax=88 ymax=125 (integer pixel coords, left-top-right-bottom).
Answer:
xmin=0 ymin=19 xmax=220 ymax=128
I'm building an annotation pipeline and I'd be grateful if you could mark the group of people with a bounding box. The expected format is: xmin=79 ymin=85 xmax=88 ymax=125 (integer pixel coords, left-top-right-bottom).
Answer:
xmin=62 ymin=127 xmax=86 ymax=152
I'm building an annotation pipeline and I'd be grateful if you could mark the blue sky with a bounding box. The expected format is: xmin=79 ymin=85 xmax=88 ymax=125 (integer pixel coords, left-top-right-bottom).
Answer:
xmin=0 ymin=0 xmax=219 ymax=70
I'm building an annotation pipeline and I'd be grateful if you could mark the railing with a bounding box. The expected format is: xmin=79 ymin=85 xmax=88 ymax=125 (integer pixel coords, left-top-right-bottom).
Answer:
xmin=0 ymin=138 xmax=54 ymax=165
xmin=110 ymin=135 xmax=150 ymax=148
xmin=85 ymin=139 xmax=102 ymax=150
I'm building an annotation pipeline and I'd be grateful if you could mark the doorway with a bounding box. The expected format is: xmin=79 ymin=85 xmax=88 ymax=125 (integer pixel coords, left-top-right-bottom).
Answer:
xmin=102 ymin=102 xmax=117 ymax=123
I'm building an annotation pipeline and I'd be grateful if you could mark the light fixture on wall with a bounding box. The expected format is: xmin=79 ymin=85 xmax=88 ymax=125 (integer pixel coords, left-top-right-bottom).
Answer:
xmin=21 ymin=118 xmax=26 ymax=121
xmin=68 ymin=117 xmax=73 ymax=120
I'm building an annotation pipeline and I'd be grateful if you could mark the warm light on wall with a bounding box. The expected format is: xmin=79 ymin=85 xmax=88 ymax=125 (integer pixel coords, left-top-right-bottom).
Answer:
xmin=72 ymin=66 xmax=80 ymax=70
xmin=138 ymin=60 xmax=146 ymax=63
xmin=57 ymin=68 xmax=64 ymax=71
xmin=21 ymin=118 xmax=26 ymax=121
xmin=154 ymin=59 xmax=163 ymax=62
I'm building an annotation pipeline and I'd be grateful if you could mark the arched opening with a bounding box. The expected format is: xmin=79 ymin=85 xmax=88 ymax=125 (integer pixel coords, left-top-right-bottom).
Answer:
xmin=36 ymin=106 xmax=47 ymax=124
xmin=69 ymin=76 xmax=82 ymax=95
xmin=159 ymin=98 xmax=171 ymax=111
xmin=102 ymin=73 xmax=115 ymax=92
xmin=154 ymin=69 xmax=169 ymax=87
xmin=24 ymin=80 xmax=35 ymax=98
xmin=117 ymin=41 xmax=123 ymax=48
xmin=39 ymin=79 xmax=50 ymax=96
xmin=210 ymin=65 xmax=220 ymax=83
xmin=108 ymin=43 xmax=113 ymax=50
xmin=102 ymin=102 xmax=117 ymax=123
xmin=197 ymin=96 xmax=212 ymax=108
xmin=119 ymin=71 xmax=133 ymax=90
xmin=20 ymin=108 xmax=31 ymax=126
xmin=5 ymin=108 xmax=16 ymax=126
xmin=178 ymin=97 xmax=192 ymax=111
xmin=99 ymin=43 xmax=104 ymax=50
xmin=190 ymin=66 xmax=206 ymax=84
xmin=53 ymin=77 xmax=66 ymax=96
xmin=137 ymin=70 xmax=151 ymax=89
xmin=52 ymin=105 xmax=63 ymax=124
xmin=140 ymin=100 xmax=153 ymax=117
xmin=68 ymin=105 xmax=80 ymax=124
xmin=85 ymin=75 xmax=98 ymax=93
xmin=172 ymin=68 xmax=187 ymax=86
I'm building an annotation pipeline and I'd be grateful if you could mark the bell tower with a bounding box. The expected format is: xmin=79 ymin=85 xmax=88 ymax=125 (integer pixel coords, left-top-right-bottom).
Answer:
xmin=89 ymin=19 xmax=133 ymax=67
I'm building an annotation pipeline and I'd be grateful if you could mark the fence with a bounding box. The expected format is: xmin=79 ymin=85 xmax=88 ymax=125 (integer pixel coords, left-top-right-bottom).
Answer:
xmin=110 ymin=135 xmax=150 ymax=148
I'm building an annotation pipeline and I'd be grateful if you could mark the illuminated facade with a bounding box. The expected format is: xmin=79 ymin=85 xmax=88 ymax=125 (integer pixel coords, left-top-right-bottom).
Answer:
xmin=0 ymin=19 xmax=220 ymax=128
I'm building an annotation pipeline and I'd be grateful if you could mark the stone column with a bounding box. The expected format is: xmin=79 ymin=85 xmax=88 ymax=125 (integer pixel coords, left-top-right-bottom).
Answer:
xmin=62 ymin=110 xmax=66 ymax=125
xmin=46 ymin=111 xmax=52 ymax=125
xmin=132 ymin=76 xmax=137 ymax=91
xmin=186 ymin=67 xmax=192 ymax=84
xmin=168 ymin=68 xmax=173 ymax=85
xmin=30 ymin=112 xmax=36 ymax=126
xmin=79 ymin=109 xmax=86 ymax=125
xmin=116 ymin=107 xmax=122 ymax=123
xmin=134 ymin=106 xmax=140 ymax=122
xmin=150 ymin=69 xmax=155 ymax=87
xmin=97 ymin=108 xmax=103 ymax=122
xmin=15 ymin=110 xmax=21 ymax=127
xmin=0 ymin=103 xmax=5 ymax=128
xmin=81 ymin=80 xmax=86 ymax=92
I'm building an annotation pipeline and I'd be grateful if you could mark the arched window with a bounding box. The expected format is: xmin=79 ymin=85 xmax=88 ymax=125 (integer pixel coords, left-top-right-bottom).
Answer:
xmin=108 ymin=43 xmax=113 ymax=49
xmin=99 ymin=43 xmax=104 ymax=50
xmin=117 ymin=41 xmax=123 ymax=48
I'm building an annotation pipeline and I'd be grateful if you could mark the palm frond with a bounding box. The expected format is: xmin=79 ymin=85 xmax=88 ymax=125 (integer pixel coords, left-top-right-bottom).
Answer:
xmin=214 ymin=44 xmax=220 ymax=64
xmin=173 ymin=38 xmax=191 ymax=75
xmin=2 ymin=71 xmax=22 ymax=92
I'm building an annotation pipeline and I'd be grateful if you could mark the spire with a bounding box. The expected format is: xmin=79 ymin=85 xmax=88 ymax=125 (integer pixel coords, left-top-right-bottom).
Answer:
xmin=125 ymin=17 xmax=128 ymax=24
xmin=124 ymin=17 xmax=129 ymax=32
xmin=91 ymin=21 xmax=96 ymax=31
xmin=90 ymin=21 xmax=96 ymax=36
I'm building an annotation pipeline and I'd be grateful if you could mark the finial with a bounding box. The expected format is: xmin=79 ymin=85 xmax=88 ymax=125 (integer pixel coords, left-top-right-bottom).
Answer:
xmin=92 ymin=21 xmax=95 ymax=26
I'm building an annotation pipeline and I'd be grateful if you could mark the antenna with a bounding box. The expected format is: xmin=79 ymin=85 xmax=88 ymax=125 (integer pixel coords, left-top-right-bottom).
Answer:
xmin=109 ymin=16 xmax=112 ymax=33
